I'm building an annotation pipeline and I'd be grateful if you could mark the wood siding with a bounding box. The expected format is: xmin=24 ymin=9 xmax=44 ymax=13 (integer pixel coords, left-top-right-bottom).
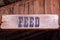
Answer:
xmin=0 ymin=0 xmax=59 ymax=14
xmin=0 ymin=0 xmax=60 ymax=40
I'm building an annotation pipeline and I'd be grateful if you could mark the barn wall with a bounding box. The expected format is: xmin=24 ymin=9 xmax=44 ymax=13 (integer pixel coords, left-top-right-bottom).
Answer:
xmin=0 ymin=0 xmax=59 ymax=14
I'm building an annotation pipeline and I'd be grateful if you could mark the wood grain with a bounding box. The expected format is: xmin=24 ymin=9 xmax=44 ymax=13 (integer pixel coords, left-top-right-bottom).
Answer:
xmin=0 ymin=0 xmax=60 ymax=40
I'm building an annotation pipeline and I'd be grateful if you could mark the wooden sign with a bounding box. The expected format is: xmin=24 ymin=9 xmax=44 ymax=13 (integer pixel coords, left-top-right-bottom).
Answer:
xmin=1 ymin=14 xmax=59 ymax=29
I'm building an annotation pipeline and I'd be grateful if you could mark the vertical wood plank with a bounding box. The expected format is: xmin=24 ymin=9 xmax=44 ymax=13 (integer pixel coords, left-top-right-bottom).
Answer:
xmin=45 ymin=0 xmax=59 ymax=14
xmin=45 ymin=0 xmax=51 ymax=14
xmin=34 ymin=0 xmax=45 ymax=14
xmin=13 ymin=2 xmax=20 ymax=14
xmin=24 ymin=0 xmax=29 ymax=14
xmin=29 ymin=0 xmax=34 ymax=14
xmin=51 ymin=0 xmax=59 ymax=14
xmin=19 ymin=2 xmax=25 ymax=14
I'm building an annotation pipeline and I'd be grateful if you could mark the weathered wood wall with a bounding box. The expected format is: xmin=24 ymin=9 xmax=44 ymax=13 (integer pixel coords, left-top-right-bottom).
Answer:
xmin=0 ymin=0 xmax=59 ymax=26
xmin=0 ymin=0 xmax=60 ymax=40
xmin=0 ymin=0 xmax=59 ymax=14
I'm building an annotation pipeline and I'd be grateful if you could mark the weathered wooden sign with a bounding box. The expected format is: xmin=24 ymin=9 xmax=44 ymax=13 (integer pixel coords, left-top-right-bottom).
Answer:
xmin=1 ymin=14 xmax=59 ymax=29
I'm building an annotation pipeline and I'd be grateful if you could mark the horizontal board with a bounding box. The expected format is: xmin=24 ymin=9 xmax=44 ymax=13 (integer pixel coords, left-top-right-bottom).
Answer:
xmin=1 ymin=14 xmax=59 ymax=29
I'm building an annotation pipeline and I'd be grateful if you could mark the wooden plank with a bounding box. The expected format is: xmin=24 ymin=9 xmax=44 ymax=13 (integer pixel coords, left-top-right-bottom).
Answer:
xmin=24 ymin=0 xmax=29 ymax=14
xmin=51 ymin=0 xmax=59 ymax=14
xmin=45 ymin=0 xmax=59 ymax=14
xmin=29 ymin=0 xmax=34 ymax=14
xmin=45 ymin=0 xmax=51 ymax=14
xmin=34 ymin=0 xmax=45 ymax=14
